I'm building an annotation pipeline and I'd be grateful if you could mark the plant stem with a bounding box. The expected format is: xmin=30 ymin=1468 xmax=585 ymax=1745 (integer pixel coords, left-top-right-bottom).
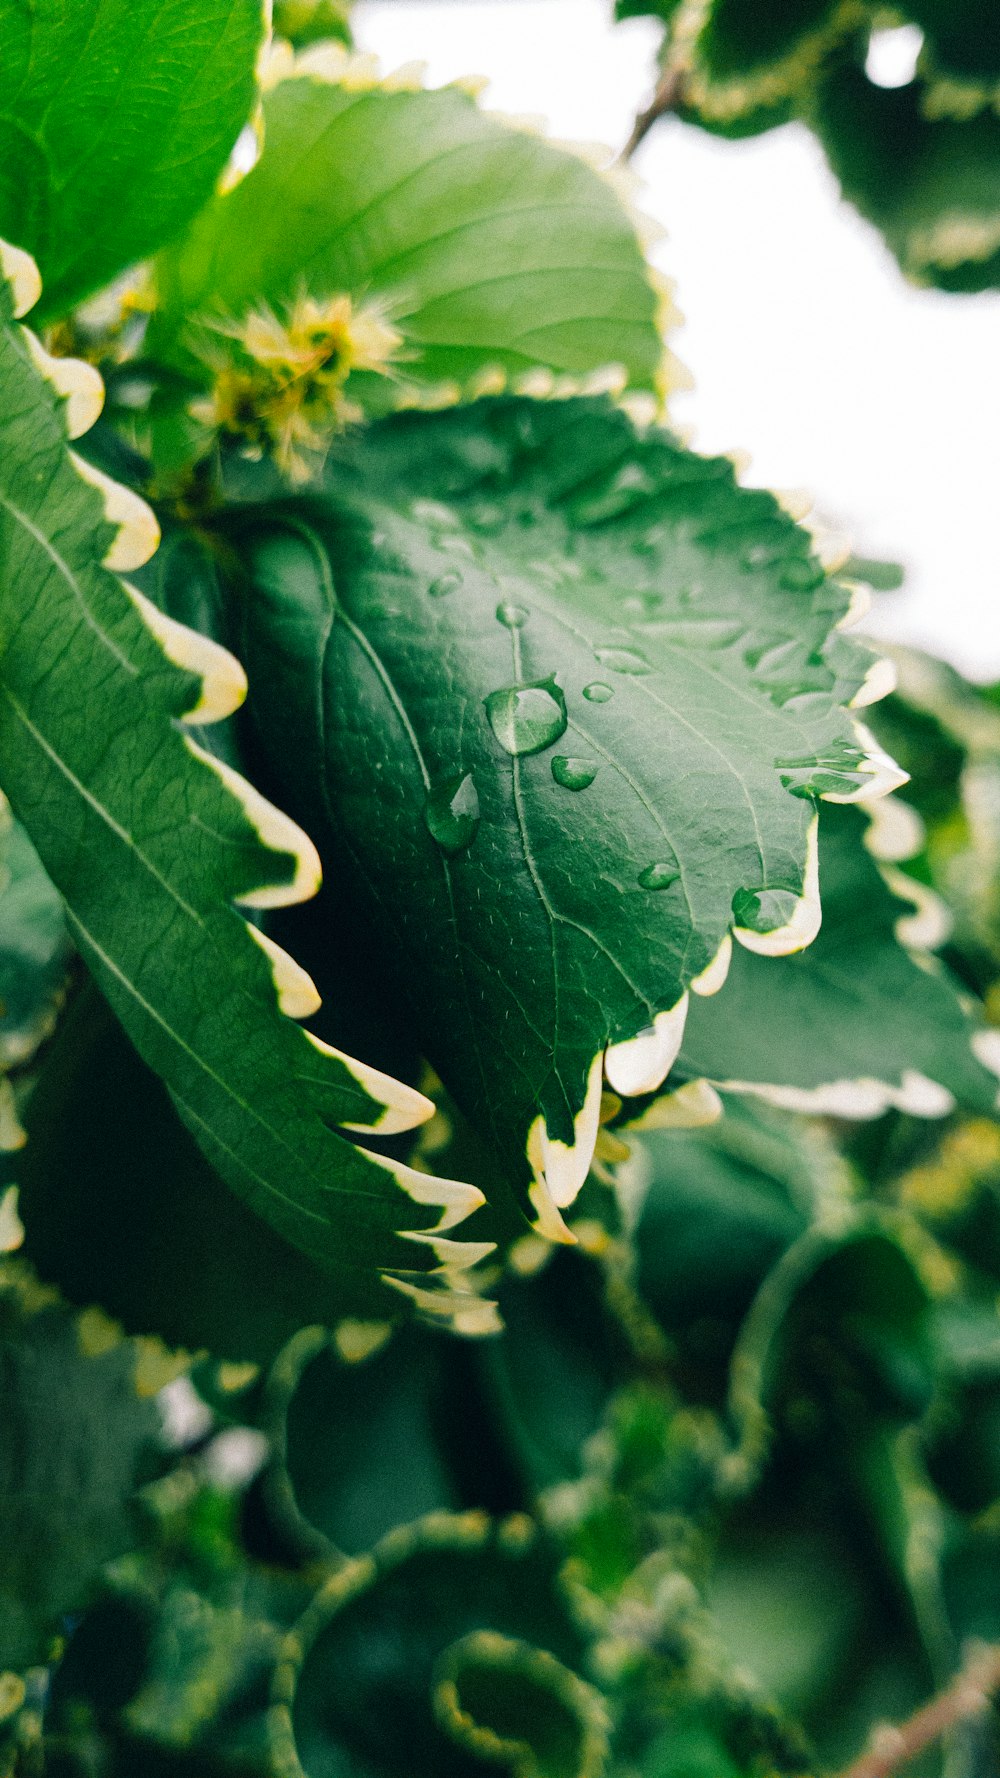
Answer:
xmin=836 ymin=1644 xmax=1000 ymax=1778
xmin=620 ymin=65 xmax=686 ymax=161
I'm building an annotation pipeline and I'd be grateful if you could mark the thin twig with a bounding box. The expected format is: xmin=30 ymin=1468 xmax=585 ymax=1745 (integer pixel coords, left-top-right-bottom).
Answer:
xmin=620 ymin=64 xmax=686 ymax=161
xmin=836 ymin=1644 xmax=1000 ymax=1778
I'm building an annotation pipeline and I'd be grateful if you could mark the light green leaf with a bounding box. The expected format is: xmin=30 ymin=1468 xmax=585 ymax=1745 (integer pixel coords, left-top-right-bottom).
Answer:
xmin=0 ymin=0 xmax=267 ymax=319
xmin=812 ymin=52 xmax=1000 ymax=290
xmin=0 ymin=247 xmax=491 ymax=1326
xmin=0 ymin=797 xmax=71 ymax=1072
xmin=270 ymin=1513 xmax=605 ymax=1778
xmin=229 ymin=394 xmax=898 ymax=1234
xmin=0 ymin=1260 xmax=162 ymax=1670
xmin=674 ymin=802 xmax=1000 ymax=1119
xmin=150 ymin=62 xmax=671 ymax=400
xmin=273 ymin=0 xmax=353 ymax=48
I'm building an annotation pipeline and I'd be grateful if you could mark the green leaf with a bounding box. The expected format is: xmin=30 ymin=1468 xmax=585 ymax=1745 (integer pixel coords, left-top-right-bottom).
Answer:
xmin=0 ymin=0 xmax=267 ymax=318
xmin=907 ymin=0 xmax=1000 ymax=86
xmin=270 ymin=1513 xmax=606 ymax=1778
xmin=0 ymin=246 xmax=492 ymax=1327
xmin=261 ymin=1323 xmax=463 ymax=1559
xmin=0 ymin=1261 xmax=162 ymax=1670
xmin=273 ymin=0 xmax=353 ymax=49
xmin=0 ymin=797 xmax=71 ymax=1072
xmin=671 ymin=0 xmax=856 ymax=136
xmin=229 ymin=394 xmax=898 ymax=1234
xmin=812 ymin=53 xmax=1000 ymax=290
xmin=150 ymin=64 xmax=670 ymax=400
xmin=18 ymin=987 xmax=358 ymax=1364
xmin=675 ymin=802 xmax=1000 ymax=1119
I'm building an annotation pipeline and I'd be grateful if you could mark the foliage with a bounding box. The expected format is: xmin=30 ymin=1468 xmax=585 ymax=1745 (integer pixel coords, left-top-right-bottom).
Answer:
xmin=620 ymin=0 xmax=1000 ymax=289
xmin=0 ymin=2 xmax=998 ymax=1775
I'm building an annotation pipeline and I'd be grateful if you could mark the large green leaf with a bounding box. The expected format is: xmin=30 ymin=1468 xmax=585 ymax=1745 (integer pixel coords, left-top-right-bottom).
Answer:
xmin=0 ymin=1260 xmax=163 ymax=1670
xmin=674 ymin=801 xmax=1000 ymax=1118
xmin=150 ymin=60 xmax=670 ymax=400
xmin=0 ymin=245 xmax=493 ymax=1327
xmin=0 ymin=0 xmax=266 ymax=319
xmin=229 ymin=394 xmax=900 ymax=1233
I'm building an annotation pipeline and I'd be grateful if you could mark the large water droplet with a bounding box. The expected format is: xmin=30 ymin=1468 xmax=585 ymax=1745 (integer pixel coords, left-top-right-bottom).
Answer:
xmin=552 ymin=756 xmax=598 ymax=791
xmin=424 ymin=773 xmax=481 ymax=854
xmin=485 ymin=677 xmax=567 ymax=757
xmin=639 ymin=862 xmax=679 ymax=891
xmin=779 ymin=555 xmax=825 ymax=592
xmin=593 ymin=645 xmax=651 ymax=676
xmin=429 ymin=572 xmax=463 ymax=598
xmin=496 ymin=600 xmax=529 ymax=629
xmin=583 ymin=681 xmax=614 ymax=703
xmin=731 ymin=885 xmax=799 ymax=933
xmin=775 ymin=739 xmax=869 ymax=800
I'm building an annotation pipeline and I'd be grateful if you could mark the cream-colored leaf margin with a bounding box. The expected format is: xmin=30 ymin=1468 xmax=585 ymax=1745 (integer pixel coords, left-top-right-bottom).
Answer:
xmin=3 ymin=240 xmax=496 ymax=1329
xmin=255 ymin=40 xmax=687 ymax=408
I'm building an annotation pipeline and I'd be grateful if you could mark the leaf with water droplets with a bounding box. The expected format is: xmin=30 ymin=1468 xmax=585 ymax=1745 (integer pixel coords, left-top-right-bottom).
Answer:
xmin=230 ymin=396 xmax=894 ymax=1230
xmin=675 ymin=803 xmax=1000 ymax=1119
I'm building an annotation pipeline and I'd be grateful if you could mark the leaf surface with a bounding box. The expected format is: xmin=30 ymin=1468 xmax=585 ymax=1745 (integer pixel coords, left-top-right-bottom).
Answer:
xmin=0 ymin=799 xmax=71 ymax=1072
xmin=0 ymin=0 xmax=266 ymax=317
xmin=676 ymin=802 xmax=1000 ymax=1118
xmin=230 ymin=395 xmax=897 ymax=1231
xmin=151 ymin=66 xmax=669 ymax=397
xmin=0 ymin=248 xmax=489 ymax=1325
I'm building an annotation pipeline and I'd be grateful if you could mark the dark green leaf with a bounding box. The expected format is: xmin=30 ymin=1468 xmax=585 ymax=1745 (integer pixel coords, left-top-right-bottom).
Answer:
xmin=0 ymin=799 xmax=71 ymax=1072
xmin=0 ymin=249 xmax=491 ymax=1326
xmin=230 ymin=394 xmax=896 ymax=1232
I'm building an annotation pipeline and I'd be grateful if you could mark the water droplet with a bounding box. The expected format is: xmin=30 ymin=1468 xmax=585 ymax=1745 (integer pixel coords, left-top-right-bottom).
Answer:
xmin=485 ymin=677 xmax=567 ymax=757
xmin=774 ymin=739 xmax=869 ymax=800
xmin=496 ymin=600 xmax=529 ymax=629
xmin=424 ymin=773 xmax=480 ymax=854
xmin=779 ymin=555 xmax=825 ymax=592
xmin=411 ymin=498 xmax=459 ymax=528
xmin=429 ymin=572 xmax=463 ymax=598
xmin=639 ymin=862 xmax=679 ymax=891
xmin=594 ymin=645 xmax=651 ymax=676
xmin=583 ymin=681 xmax=614 ymax=703
xmin=731 ymin=886 xmax=799 ymax=933
xmin=552 ymin=756 xmax=598 ymax=791
xmin=436 ymin=533 xmax=476 ymax=559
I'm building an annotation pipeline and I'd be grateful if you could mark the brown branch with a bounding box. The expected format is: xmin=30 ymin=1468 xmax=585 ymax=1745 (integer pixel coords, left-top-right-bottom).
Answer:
xmin=620 ymin=65 xmax=686 ymax=162
xmin=836 ymin=1644 xmax=1000 ymax=1778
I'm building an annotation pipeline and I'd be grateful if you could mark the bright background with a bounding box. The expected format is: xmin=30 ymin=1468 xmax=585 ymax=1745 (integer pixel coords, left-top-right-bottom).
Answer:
xmin=355 ymin=0 xmax=999 ymax=680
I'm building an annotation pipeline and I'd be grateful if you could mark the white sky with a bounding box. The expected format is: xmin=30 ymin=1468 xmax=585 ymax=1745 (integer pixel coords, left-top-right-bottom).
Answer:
xmin=355 ymin=0 xmax=1000 ymax=680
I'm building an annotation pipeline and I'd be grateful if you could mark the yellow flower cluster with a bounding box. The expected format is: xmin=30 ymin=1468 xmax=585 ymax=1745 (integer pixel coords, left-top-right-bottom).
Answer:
xmin=193 ymin=291 xmax=402 ymax=482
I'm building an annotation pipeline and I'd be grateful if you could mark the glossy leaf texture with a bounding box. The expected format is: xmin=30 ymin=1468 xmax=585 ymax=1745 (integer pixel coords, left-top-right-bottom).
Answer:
xmin=0 ymin=0 xmax=266 ymax=318
xmin=671 ymin=801 xmax=1000 ymax=1119
xmin=0 ymin=797 xmax=71 ymax=1072
xmin=229 ymin=394 xmax=899 ymax=1234
xmin=0 ymin=1260 xmax=164 ymax=1670
xmin=0 ymin=250 xmax=491 ymax=1327
xmin=150 ymin=59 xmax=671 ymax=400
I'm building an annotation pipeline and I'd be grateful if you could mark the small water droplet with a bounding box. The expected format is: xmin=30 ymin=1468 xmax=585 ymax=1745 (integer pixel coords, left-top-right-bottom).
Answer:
xmin=411 ymin=498 xmax=459 ymax=528
xmin=469 ymin=502 xmax=506 ymax=533
xmin=436 ymin=533 xmax=476 ymax=559
xmin=639 ymin=862 xmax=679 ymax=891
xmin=552 ymin=756 xmax=598 ymax=791
xmin=583 ymin=681 xmax=614 ymax=703
xmin=485 ymin=677 xmax=567 ymax=757
xmin=424 ymin=773 xmax=480 ymax=854
xmin=496 ymin=600 xmax=529 ymax=629
xmin=779 ymin=555 xmax=825 ymax=592
xmin=731 ymin=885 xmax=799 ymax=933
xmin=594 ymin=645 xmax=651 ymax=676
xmin=429 ymin=572 xmax=463 ymax=598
